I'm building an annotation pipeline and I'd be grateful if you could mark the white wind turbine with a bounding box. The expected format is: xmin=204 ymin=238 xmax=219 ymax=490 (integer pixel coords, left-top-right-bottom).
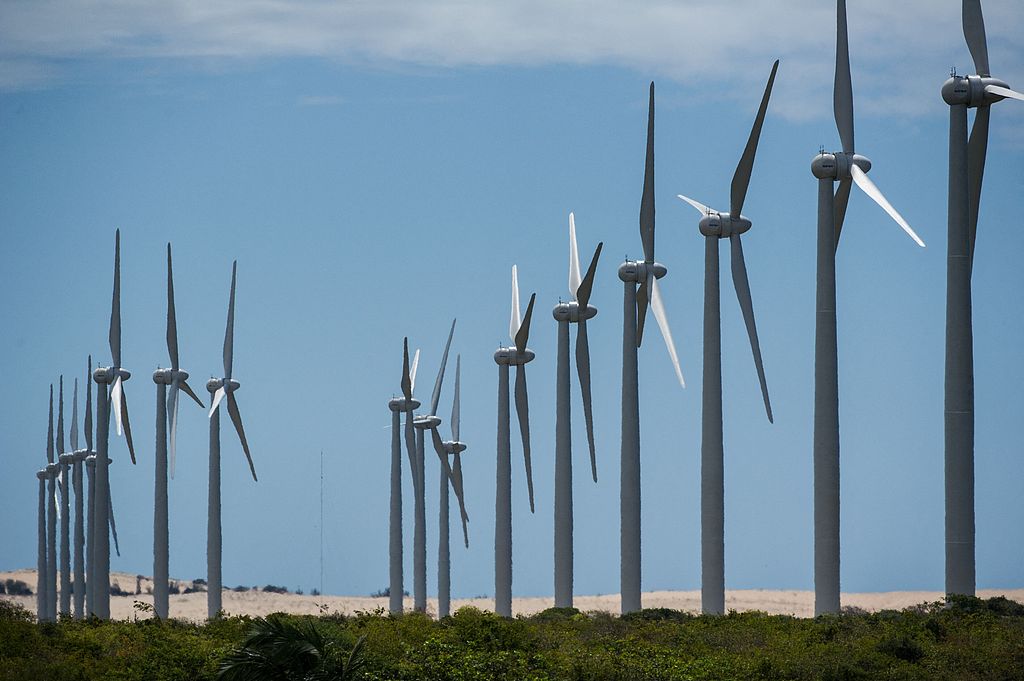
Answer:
xmin=677 ymin=60 xmax=778 ymax=615
xmin=436 ymin=354 xmax=470 ymax=618
xmin=387 ymin=338 xmax=420 ymax=615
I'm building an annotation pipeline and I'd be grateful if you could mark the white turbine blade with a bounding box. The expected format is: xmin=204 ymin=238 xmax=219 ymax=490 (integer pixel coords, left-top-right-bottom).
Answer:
xmin=985 ymin=84 xmax=1024 ymax=102
xmin=850 ymin=164 xmax=925 ymax=248
xmin=168 ymin=384 xmax=180 ymax=478
xmin=110 ymin=375 xmax=124 ymax=436
xmin=54 ymin=483 xmax=61 ymax=521
xmin=568 ymin=212 xmax=582 ymax=300
xmin=649 ymin=274 xmax=685 ymax=388
xmin=410 ymin=349 xmax=420 ymax=394
xmin=509 ymin=264 xmax=521 ymax=341
xmin=677 ymin=194 xmax=712 ymax=216
xmin=208 ymin=386 xmax=226 ymax=417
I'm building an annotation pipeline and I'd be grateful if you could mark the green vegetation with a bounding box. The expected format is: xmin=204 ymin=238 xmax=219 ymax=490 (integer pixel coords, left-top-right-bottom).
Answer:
xmin=2 ymin=596 xmax=1023 ymax=680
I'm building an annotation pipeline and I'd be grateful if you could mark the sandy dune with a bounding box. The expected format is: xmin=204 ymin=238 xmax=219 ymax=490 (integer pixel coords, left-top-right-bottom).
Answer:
xmin=4 ymin=569 xmax=1022 ymax=621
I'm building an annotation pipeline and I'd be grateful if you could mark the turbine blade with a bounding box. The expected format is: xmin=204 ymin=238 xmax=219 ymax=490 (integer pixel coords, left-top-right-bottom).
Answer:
xmin=984 ymin=84 xmax=1024 ymax=102
xmin=834 ymin=178 xmax=853 ymax=249
xmin=70 ymin=377 xmax=79 ymax=452
xmin=834 ymin=0 xmax=855 ymax=155
xmin=401 ymin=338 xmax=412 ymax=402
xmin=226 ymin=391 xmax=257 ymax=482
xmin=84 ymin=356 xmax=93 ymax=451
xmin=568 ymin=212 xmax=582 ymax=299
xmin=111 ymin=376 xmax=124 ymax=437
xmin=576 ymin=242 xmax=603 ymax=309
xmin=576 ymin=319 xmax=598 ymax=482
xmin=963 ymin=0 xmax=990 ymax=77
xmin=223 ymin=261 xmax=237 ymax=380
xmin=404 ymin=409 xmax=419 ymax=495
xmin=168 ymin=383 xmax=179 ymax=478
xmin=208 ymin=386 xmax=226 ymax=418
xmin=180 ymin=379 xmax=206 ymax=409
xmin=54 ymin=482 xmax=61 ymax=521
xmin=410 ymin=349 xmax=420 ymax=395
xmin=47 ymin=384 xmax=54 ymax=463
xmin=731 ymin=59 xmax=779 ymax=218
xmin=430 ymin=427 xmax=455 ymax=487
xmin=109 ymin=230 xmax=121 ymax=368
xmin=451 ymin=355 xmax=461 ymax=442
xmin=677 ymin=194 xmax=712 ymax=216
xmin=635 ymin=276 xmax=649 ymax=348
xmin=640 ymin=82 xmax=656 ymax=263
xmin=429 ymin=319 xmax=456 ymax=416
xmin=515 ymin=293 xmax=536 ymax=354
xmin=967 ymin=104 xmax=990 ymax=271
xmin=56 ymin=376 xmax=65 ymax=455
xmin=730 ymin=235 xmax=773 ymax=423
xmin=509 ymin=265 xmax=521 ymax=342
xmin=166 ymin=243 xmax=179 ymax=370
xmin=119 ymin=382 xmax=136 ymax=465
xmin=108 ymin=494 xmax=121 ymax=557
xmin=514 ymin=364 xmax=535 ymax=513
xmin=850 ymin=164 xmax=925 ymax=247
xmin=649 ymin=275 xmax=685 ymax=388
xmin=453 ymin=453 xmax=470 ymax=547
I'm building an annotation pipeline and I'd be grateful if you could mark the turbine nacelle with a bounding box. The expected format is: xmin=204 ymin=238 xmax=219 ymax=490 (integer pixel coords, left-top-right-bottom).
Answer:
xmin=207 ymin=377 xmax=240 ymax=393
xmin=552 ymin=301 xmax=597 ymax=323
xmin=85 ymin=455 xmax=96 ymax=468
xmin=58 ymin=453 xmax=74 ymax=466
xmin=618 ymin=260 xmax=667 ymax=284
xmin=94 ymin=367 xmax=131 ymax=384
xmin=387 ymin=396 xmax=420 ymax=412
xmin=942 ymin=75 xmax=1013 ymax=107
xmin=45 ymin=462 xmax=59 ymax=476
xmin=71 ymin=449 xmax=89 ymax=463
xmin=413 ymin=414 xmax=441 ymax=430
xmin=699 ymin=213 xmax=752 ymax=238
xmin=811 ymin=152 xmax=872 ymax=181
xmin=493 ymin=347 xmax=535 ymax=366
xmin=444 ymin=441 xmax=467 ymax=455
xmin=153 ymin=368 xmax=191 ymax=385
xmin=36 ymin=470 xmax=48 ymax=480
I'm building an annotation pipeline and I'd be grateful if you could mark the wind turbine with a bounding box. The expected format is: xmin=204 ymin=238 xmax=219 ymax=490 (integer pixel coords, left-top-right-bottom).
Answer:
xmin=493 ymin=264 xmax=537 ymax=617
xmin=387 ymin=338 xmax=420 ymax=615
xmin=153 ymin=244 xmax=205 ymax=619
xmin=45 ymin=383 xmax=58 ymax=621
xmin=618 ymin=82 xmax=686 ymax=615
xmin=552 ymin=212 xmax=603 ymax=609
xmin=93 ymin=229 xmax=138 ymax=620
xmin=677 ymin=60 xmax=778 ymax=616
xmin=70 ymin=371 xmax=88 ymax=619
xmin=941 ymin=0 xmax=1023 ymax=599
xmin=437 ymin=354 xmax=470 ymax=618
xmin=416 ymin=320 xmax=460 ymax=618
xmin=57 ymin=377 xmax=72 ymax=616
xmin=810 ymin=0 xmax=925 ymax=616
xmin=206 ymin=260 xmax=257 ymax=619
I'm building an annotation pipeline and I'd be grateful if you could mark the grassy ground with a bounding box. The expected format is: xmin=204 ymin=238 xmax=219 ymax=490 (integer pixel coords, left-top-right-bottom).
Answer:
xmin=2 ymin=595 xmax=1023 ymax=680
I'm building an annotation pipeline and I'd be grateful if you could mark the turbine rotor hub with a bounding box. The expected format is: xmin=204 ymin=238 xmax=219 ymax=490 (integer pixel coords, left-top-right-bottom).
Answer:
xmin=811 ymin=152 xmax=871 ymax=180
xmin=618 ymin=260 xmax=667 ymax=283
xmin=493 ymin=347 xmax=535 ymax=366
xmin=942 ymin=75 xmax=1011 ymax=107
xmin=699 ymin=212 xmax=751 ymax=238
xmin=552 ymin=301 xmax=598 ymax=323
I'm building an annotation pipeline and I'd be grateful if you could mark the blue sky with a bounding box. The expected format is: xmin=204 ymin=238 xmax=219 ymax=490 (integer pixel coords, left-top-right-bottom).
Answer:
xmin=1 ymin=1 xmax=1022 ymax=600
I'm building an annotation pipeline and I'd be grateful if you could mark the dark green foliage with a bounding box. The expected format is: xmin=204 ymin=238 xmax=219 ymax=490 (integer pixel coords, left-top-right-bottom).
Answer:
xmin=262 ymin=585 xmax=290 ymax=595
xmin=1 ymin=580 xmax=31 ymax=597
xmin=1 ymin=596 xmax=1022 ymax=680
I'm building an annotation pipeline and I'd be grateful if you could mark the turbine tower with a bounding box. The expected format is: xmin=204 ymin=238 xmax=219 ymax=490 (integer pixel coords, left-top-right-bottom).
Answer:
xmin=154 ymin=244 xmax=205 ymax=619
xmin=493 ymin=264 xmax=537 ymax=617
xmin=942 ymin=0 xmax=1023 ymax=598
xmin=70 ymin=370 xmax=88 ymax=619
xmin=206 ymin=261 xmax=257 ymax=619
xmin=387 ymin=338 xmax=420 ymax=615
xmin=552 ymin=213 xmax=602 ymax=609
xmin=619 ymin=82 xmax=686 ymax=614
xmin=678 ymin=60 xmax=778 ymax=615
xmin=57 ymin=377 xmax=72 ymax=616
xmin=93 ymin=229 xmax=138 ymax=620
xmin=36 ymin=464 xmax=48 ymax=622
xmin=810 ymin=0 xmax=924 ymax=615
xmin=45 ymin=383 xmax=58 ymax=621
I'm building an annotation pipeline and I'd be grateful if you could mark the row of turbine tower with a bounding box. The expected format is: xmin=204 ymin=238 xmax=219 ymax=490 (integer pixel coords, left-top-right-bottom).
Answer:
xmin=384 ymin=0 xmax=1020 ymax=618
xmin=33 ymin=233 xmax=256 ymax=621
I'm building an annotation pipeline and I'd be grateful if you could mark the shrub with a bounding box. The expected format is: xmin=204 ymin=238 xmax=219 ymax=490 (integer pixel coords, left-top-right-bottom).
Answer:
xmin=4 ymin=579 xmax=32 ymax=596
xmin=261 ymin=585 xmax=289 ymax=594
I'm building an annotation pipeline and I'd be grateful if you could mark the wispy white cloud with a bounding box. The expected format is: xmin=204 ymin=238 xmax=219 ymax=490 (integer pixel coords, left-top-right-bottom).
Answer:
xmin=1 ymin=0 xmax=1022 ymax=124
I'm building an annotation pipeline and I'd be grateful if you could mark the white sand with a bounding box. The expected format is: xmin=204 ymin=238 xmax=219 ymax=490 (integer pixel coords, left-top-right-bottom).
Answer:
xmin=3 ymin=569 xmax=1021 ymax=621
